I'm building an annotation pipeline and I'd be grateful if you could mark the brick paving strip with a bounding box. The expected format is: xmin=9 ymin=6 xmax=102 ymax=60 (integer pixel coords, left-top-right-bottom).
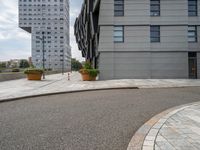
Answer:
xmin=127 ymin=102 xmax=200 ymax=150
xmin=1 ymin=72 xmax=200 ymax=102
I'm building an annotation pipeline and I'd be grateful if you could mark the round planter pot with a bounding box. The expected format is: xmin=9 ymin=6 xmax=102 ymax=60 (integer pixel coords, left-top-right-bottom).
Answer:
xmin=27 ymin=73 xmax=42 ymax=81
xmin=80 ymin=72 xmax=97 ymax=81
xmin=89 ymin=76 xmax=96 ymax=81
xmin=81 ymin=73 xmax=90 ymax=81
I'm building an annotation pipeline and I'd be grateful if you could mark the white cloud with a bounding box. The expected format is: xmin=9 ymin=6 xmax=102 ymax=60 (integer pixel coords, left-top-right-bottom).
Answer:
xmin=0 ymin=0 xmax=84 ymax=61
xmin=0 ymin=0 xmax=31 ymax=62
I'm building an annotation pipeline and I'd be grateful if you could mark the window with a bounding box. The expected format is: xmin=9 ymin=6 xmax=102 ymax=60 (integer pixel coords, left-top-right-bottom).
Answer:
xmin=188 ymin=0 xmax=198 ymax=16
xmin=188 ymin=26 xmax=197 ymax=42
xmin=114 ymin=0 xmax=124 ymax=16
xmin=114 ymin=26 xmax=124 ymax=43
xmin=188 ymin=52 xmax=197 ymax=57
xmin=150 ymin=26 xmax=160 ymax=42
xmin=150 ymin=0 xmax=160 ymax=16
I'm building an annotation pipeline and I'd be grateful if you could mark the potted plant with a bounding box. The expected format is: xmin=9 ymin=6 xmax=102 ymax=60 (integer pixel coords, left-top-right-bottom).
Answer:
xmin=79 ymin=62 xmax=99 ymax=81
xmin=24 ymin=68 xmax=44 ymax=80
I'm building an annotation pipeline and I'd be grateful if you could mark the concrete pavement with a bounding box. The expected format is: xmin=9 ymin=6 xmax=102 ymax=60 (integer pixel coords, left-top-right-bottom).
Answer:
xmin=1 ymin=72 xmax=200 ymax=101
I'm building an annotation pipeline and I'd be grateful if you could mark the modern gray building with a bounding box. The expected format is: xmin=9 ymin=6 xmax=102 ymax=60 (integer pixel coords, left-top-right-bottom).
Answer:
xmin=19 ymin=0 xmax=71 ymax=72
xmin=75 ymin=0 xmax=200 ymax=80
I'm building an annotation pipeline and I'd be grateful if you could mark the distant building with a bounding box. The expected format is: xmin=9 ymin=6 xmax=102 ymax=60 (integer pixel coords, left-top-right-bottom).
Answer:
xmin=75 ymin=0 xmax=200 ymax=80
xmin=2 ymin=59 xmax=21 ymax=68
xmin=10 ymin=59 xmax=21 ymax=68
xmin=19 ymin=0 xmax=71 ymax=72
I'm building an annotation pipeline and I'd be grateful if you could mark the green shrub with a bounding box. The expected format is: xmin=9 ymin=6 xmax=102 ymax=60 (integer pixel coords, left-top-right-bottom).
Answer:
xmin=71 ymin=58 xmax=82 ymax=71
xmin=12 ymin=68 xmax=20 ymax=72
xmin=88 ymin=69 xmax=100 ymax=77
xmin=24 ymin=68 xmax=44 ymax=74
xmin=83 ymin=62 xmax=92 ymax=69
xmin=79 ymin=62 xmax=99 ymax=77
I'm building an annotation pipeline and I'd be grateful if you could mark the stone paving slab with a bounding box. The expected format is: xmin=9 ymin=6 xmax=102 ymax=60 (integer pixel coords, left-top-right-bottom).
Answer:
xmin=127 ymin=102 xmax=200 ymax=150
xmin=1 ymin=72 xmax=200 ymax=101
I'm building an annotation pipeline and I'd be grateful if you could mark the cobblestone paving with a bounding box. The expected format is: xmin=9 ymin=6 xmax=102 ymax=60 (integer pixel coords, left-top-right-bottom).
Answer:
xmin=140 ymin=103 xmax=200 ymax=150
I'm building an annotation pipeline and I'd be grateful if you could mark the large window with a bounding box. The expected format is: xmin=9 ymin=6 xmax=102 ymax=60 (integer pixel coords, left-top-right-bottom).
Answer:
xmin=150 ymin=26 xmax=160 ymax=42
xmin=188 ymin=0 xmax=198 ymax=16
xmin=150 ymin=0 xmax=160 ymax=16
xmin=188 ymin=26 xmax=197 ymax=42
xmin=114 ymin=0 xmax=124 ymax=16
xmin=114 ymin=26 xmax=124 ymax=43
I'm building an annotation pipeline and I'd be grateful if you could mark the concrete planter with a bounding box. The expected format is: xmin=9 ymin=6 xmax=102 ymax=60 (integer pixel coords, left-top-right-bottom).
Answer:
xmin=80 ymin=73 xmax=97 ymax=81
xmin=27 ymin=73 xmax=42 ymax=81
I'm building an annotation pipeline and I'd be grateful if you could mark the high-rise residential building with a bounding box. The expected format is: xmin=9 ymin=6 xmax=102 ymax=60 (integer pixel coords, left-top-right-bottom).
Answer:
xmin=75 ymin=0 xmax=200 ymax=80
xmin=19 ymin=0 xmax=71 ymax=72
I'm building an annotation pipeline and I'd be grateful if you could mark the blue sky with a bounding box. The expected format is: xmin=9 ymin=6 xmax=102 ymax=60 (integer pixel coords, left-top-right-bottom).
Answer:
xmin=0 ymin=0 xmax=83 ymax=61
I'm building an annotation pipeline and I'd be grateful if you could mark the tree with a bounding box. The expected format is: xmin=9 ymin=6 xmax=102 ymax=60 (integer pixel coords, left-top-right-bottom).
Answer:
xmin=19 ymin=59 xmax=30 ymax=68
xmin=0 ymin=62 xmax=6 ymax=68
xmin=71 ymin=58 xmax=82 ymax=71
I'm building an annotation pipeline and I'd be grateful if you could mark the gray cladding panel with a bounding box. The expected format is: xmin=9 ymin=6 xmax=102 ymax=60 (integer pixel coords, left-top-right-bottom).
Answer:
xmin=151 ymin=0 xmax=188 ymax=25
xmin=99 ymin=52 xmax=189 ymax=80
xmin=99 ymin=0 xmax=114 ymax=25
xmin=98 ymin=26 xmax=114 ymax=51
xmin=99 ymin=0 xmax=200 ymax=26
xmin=198 ymin=52 xmax=200 ymax=79
xmin=99 ymin=25 xmax=200 ymax=52
xmin=151 ymin=52 xmax=188 ymax=78
xmin=99 ymin=52 xmax=114 ymax=79
xmin=151 ymin=26 xmax=188 ymax=51
xmin=115 ymin=0 xmax=150 ymax=25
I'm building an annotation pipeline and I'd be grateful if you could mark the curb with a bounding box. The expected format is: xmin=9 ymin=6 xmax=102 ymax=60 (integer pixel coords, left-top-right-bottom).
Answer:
xmin=127 ymin=101 xmax=200 ymax=150
xmin=0 ymin=86 xmax=138 ymax=103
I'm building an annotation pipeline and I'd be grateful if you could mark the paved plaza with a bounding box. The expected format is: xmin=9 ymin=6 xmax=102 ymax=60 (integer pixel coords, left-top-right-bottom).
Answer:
xmin=1 ymin=72 xmax=200 ymax=101
xmin=128 ymin=102 xmax=200 ymax=150
xmin=155 ymin=104 xmax=200 ymax=150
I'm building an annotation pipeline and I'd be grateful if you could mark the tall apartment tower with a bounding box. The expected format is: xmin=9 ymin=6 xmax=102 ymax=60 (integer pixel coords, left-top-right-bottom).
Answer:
xmin=75 ymin=0 xmax=200 ymax=80
xmin=19 ymin=0 xmax=71 ymax=72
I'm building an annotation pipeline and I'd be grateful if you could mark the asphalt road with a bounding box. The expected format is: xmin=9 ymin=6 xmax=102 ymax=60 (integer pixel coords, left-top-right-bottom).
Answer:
xmin=0 ymin=87 xmax=200 ymax=150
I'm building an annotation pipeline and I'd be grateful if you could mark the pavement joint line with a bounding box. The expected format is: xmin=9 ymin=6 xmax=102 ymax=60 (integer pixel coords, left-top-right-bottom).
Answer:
xmin=35 ymin=78 xmax=65 ymax=89
xmin=0 ymin=86 xmax=139 ymax=103
xmin=151 ymin=107 xmax=190 ymax=150
xmin=127 ymin=101 xmax=200 ymax=150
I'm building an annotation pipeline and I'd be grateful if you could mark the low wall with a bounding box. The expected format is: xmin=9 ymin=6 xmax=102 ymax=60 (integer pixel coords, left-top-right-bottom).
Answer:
xmin=0 ymin=71 xmax=62 ymax=82
xmin=0 ymin=73 xmax=26 ymax=82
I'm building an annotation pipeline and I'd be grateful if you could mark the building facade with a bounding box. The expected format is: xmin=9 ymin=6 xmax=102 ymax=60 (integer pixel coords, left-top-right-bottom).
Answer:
xmin=19 ymin=0 xmax=71 ymax=71
xmin=75 ymin=0 xmax=200 ymax=80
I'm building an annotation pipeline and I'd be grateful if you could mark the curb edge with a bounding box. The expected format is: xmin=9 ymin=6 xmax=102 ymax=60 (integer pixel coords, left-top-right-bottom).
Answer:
xmin=0 ymin=86 xmax=138 ymax=103
xmin=127 ymin=101 xmax=200 ymax=150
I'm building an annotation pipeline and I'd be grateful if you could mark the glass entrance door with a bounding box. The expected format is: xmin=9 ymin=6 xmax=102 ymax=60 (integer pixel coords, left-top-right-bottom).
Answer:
xmin=188 ymin=52 xmax=197 ymax=79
